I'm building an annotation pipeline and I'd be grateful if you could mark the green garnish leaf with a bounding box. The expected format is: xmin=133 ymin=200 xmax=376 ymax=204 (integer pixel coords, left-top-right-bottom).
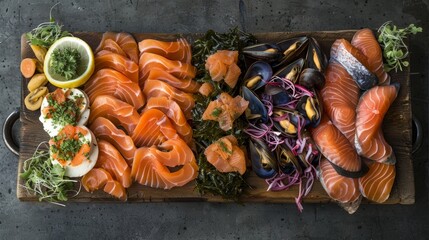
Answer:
xmin=49 ymin=47 xmax=81 ymax=80
xmin=211 ymin=107 xmax=222 ymax=117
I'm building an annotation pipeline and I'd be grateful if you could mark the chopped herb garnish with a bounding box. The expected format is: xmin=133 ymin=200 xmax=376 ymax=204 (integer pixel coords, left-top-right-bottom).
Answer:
xmin=47 ymin=94 xmax=82 ymax=126
xmin=211 ymin=107 xmax=222 ymax=117
xmin=218 ymin=140 xmax=233 ymax=154
xmin=49 ymin=47 xmax=81 ymax=80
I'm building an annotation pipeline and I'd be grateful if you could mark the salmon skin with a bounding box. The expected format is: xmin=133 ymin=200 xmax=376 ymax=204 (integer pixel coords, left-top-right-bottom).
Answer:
xmin=138 ymin=38 xmax=192 ymax=64
xmin=330 ymin=39 xmax=378 ymax=90
xmin=359 ymin=161 xmax=395 ymax=203
xmin=96 ymin=32 xmax=139 ymax=64
xmin=351 ymin=28 xmax=391 ymax=86
xmin=84 ymin=69 xmax=145 ymax=110
xmin=95 ymin=51 xmax=139 ymax=83
xmin=355 ymin=84 xmax=399 ymax=164
xmin=147 ymin=69 xmax=201 ymax=93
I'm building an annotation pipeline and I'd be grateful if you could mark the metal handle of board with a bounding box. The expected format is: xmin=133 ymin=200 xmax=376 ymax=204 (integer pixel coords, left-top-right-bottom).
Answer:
xmin=412 ymin=114 xmax=423 ymax=154
xmin=2 ymin=108 xmax=20 ymax=156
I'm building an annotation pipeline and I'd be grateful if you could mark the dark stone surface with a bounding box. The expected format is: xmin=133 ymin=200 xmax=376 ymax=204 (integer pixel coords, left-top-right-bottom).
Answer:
xmin=0 ymin=0 xmax=427 ymax=239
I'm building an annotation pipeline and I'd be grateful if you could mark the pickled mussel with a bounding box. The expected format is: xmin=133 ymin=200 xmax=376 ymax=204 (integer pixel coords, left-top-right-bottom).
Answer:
xmin=305 ymin=37 xmax=328 ymax=72
xmin=243 ymin=61 xmax=273 ymax=91
xmin=249 ymin=138 xmax=278 ymax=178
xmin=273 ymin=58 xmax=305 ymax=83
xmin=243 ymin=43 xmax=282 ymax=63
xmin=272 ymin=107 xmax=302 ymax=137
xmin=298 ymin=68 xmax=325 ymax=90
xmin=264 ymin=85 xmax=290 ymax=106
xmin=274 ymin=37 xmax=309 ymax=68
xmin=276 ymin=144 xmax=301 ymax=174
xmin=242 ymin=86 xmax=268 ymax=122
xmin=295 ymin=93 xmax=322 ymax=127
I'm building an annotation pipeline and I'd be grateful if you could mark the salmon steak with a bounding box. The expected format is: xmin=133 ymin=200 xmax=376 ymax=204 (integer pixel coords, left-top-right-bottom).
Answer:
xmin=351 ymin=28 xmax=391 ymax=86
xmin=96 ymin=32 xmax=139 ymax=64
xmin=321 ymin=62 xmax=359 ymax=144
xmin=204 ymin=135 xmax=246 ymax=175
xmin=96 ymin=140 xmax=132 ymax=188
xmin=355 ymin=84 xmax=399 ymax=164
xmin=138 ymin=38 xmax=192 ymax=64
xmin=144 ymin=96 xmax=193 ymax=145
xmin=359 ymin=161 xmax=396 ymax=203
xmin=131 ymin=109 xmax=178 ymax=148
xmin=84 ymin=69 xmax=145 ymax=110
xmin=88 ymin=95 xmax=140 ymax=135
xmin=89 ymin=117 xmax=136 ymax=166
xmin=95 ymin=51 xmax=139 ymax=83
xmin=147 ymin=69 xmax=201 ymax=93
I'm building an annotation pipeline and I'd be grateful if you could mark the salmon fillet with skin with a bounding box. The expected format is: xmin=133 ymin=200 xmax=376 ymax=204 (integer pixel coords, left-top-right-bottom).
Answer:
xmin=84 ymin=69 xmax=145 ymax=110
xmin=147 ymin=69 xmax=201 ymax=93
xmin=321 ymin=62 xmax=359 ymax=144
xmin=88 ymin=95 xmax=140 ymax=135
xmin=95 ymin=51 xmax=139 ymax=83
xmin=144 ymin=96 xmax=193 ymax=145
xmin=355 ymin=84 xmax=399 ymax=164
xmin=89 ymin=117 xmax=136 ymax=166
xmin=81 ymin=168 xmax=113 ymax=192
xmin=351 ymin=28 xmax=391 ymax=86
xmin=143 ymin=79 xmax=195 ymax=119
xmin=138 ymin=38 xmax=192 ymax=64
xmin=359 ymin=161 xmax=395 ymax=203
xmin=96 ymin=32 xmax=139 ymax=64
xmin=96 ymin=140 xmax=132 ymax=188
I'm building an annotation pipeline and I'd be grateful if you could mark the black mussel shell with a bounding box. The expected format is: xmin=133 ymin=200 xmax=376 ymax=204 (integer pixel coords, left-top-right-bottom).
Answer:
xmin=243 ymin=61 xmax=273 ymax=91
xmin=243 ymin=43 xmax=282 ymax=63
xmin=241 ymin=86 xmax=268 ymax=122
xmin=295 ymin=94 xmax=322 ymax=128
xmin=273 ymin=37 xmax=309 ymax=69
xmin=249 ymin=138 xmax=278 ymax=179
xmin=272 ymin=107 xmax=301 ymax=137
xmin=273 ymin=58 xmax=305 ymax=83
xmin=264 ymin=85 xmax=291 ymax=106
xmin=305 ymin=37 xmax=328 ymax=72
xmin=276 ymin=144 xmax=301 ymax=174
xmin=298 ymin=68 xmax=325 ymax=90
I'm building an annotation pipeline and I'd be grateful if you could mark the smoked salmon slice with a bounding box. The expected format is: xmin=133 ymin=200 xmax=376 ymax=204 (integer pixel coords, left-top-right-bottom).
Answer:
xmin=204 ymin=135 xmax=246 ymax=175
xmin=319 ymin=158 xmax=361 ymax=203
xmin=351 ymin=28 xmax=391 ymax=86
xmin=98 ymin=39 xmax=128 ymax=59
xmin=321 ymin=62 xmax=359 ymax=144
xmin=147 ymin=138 xmax=194 ymax=167
xmin=104 ymin=180 xmax=127 ymax=201
xmin=143 ymin=79 xmax=195 ymax=119
xmin=359 ymin=161 xmax=395 ymax=203
xmin=96 ymin=140 xmax=132 ymax=188
xmin=355 ymin=84 xmax=399 ymax=164
xmin=131 ymin=109 xmax=178 ymax=148
xmin=81 ymin=168 xmax=113 ymax=192
xmin=144 ymin=96 xmax=193 ymax=145
xmin=138 ymin=38 xmax=192 ymax=64
xmin=88 ymin=95 xmax=140 ymax=135
xmin=95 ymin=51 xmax=139 ymax=83
xmin=96 ymin=32 xmax=139 ymax=64
xmin=330 ymin=39 xmax=377 ymax=90
xmin=138 ymin=52 xmax=196 ymax=83
xmin=89 ymin=117 xmax=136 ymax=166
xmin=147 ymin=69 xmax=201 ymax=93
xmin=311 ymin=115 xmax=363 ymax=177
xmin=84 ymin=69 xmax=145 ymax=110
xmin=205 ymin=50 xmax=241 ymax=88
xmin=131 ymin=147 xmax=198 ymax=189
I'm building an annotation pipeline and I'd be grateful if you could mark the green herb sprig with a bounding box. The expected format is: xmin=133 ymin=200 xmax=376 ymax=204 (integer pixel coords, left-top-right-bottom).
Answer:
xmin=49 ymin=47 xmax=81 ymax=80
xmin=377 ymin=21 xmax=422 ymax=72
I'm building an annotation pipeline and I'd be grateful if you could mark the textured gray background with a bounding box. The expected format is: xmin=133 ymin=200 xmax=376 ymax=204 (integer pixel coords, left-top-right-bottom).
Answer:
xmin=0 ymin=0 xmax=428 ymax=239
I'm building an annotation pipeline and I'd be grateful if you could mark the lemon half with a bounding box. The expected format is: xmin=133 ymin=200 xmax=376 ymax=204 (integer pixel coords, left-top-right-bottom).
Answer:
xmin=44 ymin=37 xmax=95 ymax=88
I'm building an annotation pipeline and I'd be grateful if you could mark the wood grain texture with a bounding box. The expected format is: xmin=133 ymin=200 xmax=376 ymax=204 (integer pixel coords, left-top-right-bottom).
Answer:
xmin=16 ymin=31 xmax=414 ymax=204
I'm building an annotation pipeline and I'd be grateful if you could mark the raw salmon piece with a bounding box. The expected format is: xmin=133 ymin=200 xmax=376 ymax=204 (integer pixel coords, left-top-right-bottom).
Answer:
xmin=95 ymin=52 xmax=139 ymax=83
xmin=84 ymin=69 xmax=145 ymax=110
xmin=311 ymin=115 xmax=362 ymax=176
xmin=89 ymin=117 xmax=136 ymax=166
xmin=143 ymin=79 xmax=195 ymax=119
xmin=96 ymin=32 xmax=139 ymax=64
xmin=359 ymin=161 xmax=395 ymax=203
xmin=144 ymin=97 xmax=193 ymax=145
xmin=355 ymin=84 xmax=399 ymax=164
xmin=321 ymin=62 xmax=359 ymax=144
xmin=202 ymin=92 xmax=249 ymax=131
xmin=104 ymin=180 xmax=127 ymax=201
xmin=351 ymin=28 xmax=391 ymax=86
xmin=147 ymin=69 xmax=200 ymax=93
xmin=139 ymin=52 xmax=196 ymax=83
xmin=131 ymin=147 xmax=198 ymax=189
xmin=199 ymin=82 xmax=214 ymax=97
xmin=131 ymin=109 xmax=178 ymax=147
xmin=81 ymin=168 xmax=113 ymax=192
xmin=99 ymin=39 xmax=128 ymax=59
xmin=204 ymin=135 xmax=246 ymax=175
xmin=205 ymin=50 xmax=240 ymax=87
xmin=319 ymin=158 xmax=361 ymax=203
xmin=147 ymin=138 xmax=194 ymax=167
xmin=138 ymin=38 xmax=192 ymax=64
xmin=330 ymin=39 xmax=377 ymax=90
xmin=96 ymin=140 xmax=132 ymax=188
xmin=88 ymin=95 xmax=140 ymax=135
xmin=207 ymin=59 xmax=228 ymax=81
xmin=224 ymin=63 xmax=241 ymax=88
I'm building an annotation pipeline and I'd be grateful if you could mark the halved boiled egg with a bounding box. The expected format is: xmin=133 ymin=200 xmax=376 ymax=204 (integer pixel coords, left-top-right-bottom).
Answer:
xmin=49 ymin=125 xmax=98 ymax=177
xmin=39 ymin=88 xmax=90 ymax=137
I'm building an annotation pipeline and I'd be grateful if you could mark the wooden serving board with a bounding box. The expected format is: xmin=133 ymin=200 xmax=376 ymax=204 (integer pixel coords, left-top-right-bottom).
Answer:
xmin=17 ymin=31 xmax=414 ymax=204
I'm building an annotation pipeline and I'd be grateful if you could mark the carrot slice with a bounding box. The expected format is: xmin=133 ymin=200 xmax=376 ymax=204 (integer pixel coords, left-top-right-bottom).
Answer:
xmin=20 ymin=58 xmax=38 ymax=78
